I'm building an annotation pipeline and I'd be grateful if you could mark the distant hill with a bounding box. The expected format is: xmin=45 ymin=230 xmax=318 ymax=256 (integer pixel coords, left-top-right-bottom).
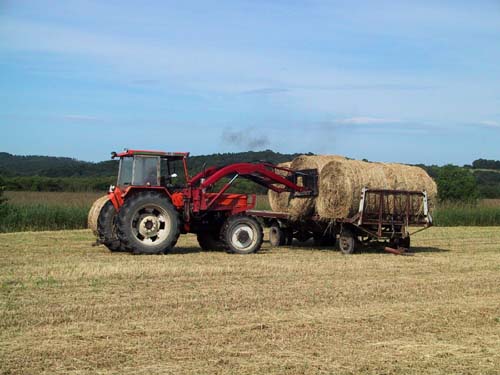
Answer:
xmin=0 ymin=152 xmax=116 ymax=177
xmin=0 ymin=150 xmax=302 ymax=178
xmin=1 ymin=151 xmax=499 ymax=198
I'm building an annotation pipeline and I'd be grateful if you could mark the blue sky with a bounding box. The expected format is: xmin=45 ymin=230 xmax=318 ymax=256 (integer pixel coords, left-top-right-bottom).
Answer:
xmin=1 ymin=0 xmax=499 ymax=164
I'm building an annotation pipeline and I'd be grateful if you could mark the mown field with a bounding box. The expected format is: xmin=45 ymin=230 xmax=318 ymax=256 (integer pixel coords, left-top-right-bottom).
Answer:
xmin=1 ymin=227 xmax=499 ymax=374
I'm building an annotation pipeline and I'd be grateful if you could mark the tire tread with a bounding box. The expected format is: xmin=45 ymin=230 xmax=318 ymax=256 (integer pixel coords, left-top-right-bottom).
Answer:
xmin=117 ymin=191 xmax=180 ymax=254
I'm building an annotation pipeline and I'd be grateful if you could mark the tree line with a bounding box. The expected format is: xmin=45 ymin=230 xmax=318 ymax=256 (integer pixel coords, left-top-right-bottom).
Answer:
xmin=1 ymin=151 xmax=500 ymax=201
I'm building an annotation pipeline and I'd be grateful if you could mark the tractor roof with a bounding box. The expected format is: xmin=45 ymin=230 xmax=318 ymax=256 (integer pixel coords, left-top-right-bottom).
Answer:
xmin=114 ymin=149 xmax=189 ymax=159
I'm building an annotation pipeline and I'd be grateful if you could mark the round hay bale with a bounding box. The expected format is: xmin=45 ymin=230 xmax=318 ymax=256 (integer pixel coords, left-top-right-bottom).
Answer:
xmin=268 ymin=162 xmax=292 ymax=212
xmin=87 ymin=195 xmax=110 ymax=236
xmin=383 ymin=163 xmax=437 ymax=213
xmin=316 ymin=159 xmax=436 ymax=219
xmin=317 ymin=160 xmax=388 ymax=219
xmin=288 ymin=155 xmax=346 ymax=219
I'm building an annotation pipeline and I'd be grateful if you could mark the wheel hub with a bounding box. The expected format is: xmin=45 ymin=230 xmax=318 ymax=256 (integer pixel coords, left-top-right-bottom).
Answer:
xmin=231 ymin=224 xmax=255 ymax=250
xmin=237 ymin=230 xmax=250 ymax=243
xmin=138 ymin=215 xmax=160 ymax=237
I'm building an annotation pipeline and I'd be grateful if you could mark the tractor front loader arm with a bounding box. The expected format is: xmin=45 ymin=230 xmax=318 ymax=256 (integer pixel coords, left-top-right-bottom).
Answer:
xmin=199 ymin=163 xmax=316 ymax=196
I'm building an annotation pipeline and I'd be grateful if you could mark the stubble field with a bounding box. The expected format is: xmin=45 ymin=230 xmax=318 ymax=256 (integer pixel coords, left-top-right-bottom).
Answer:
xmin=1 ymin=227 xmax=499 ymax=374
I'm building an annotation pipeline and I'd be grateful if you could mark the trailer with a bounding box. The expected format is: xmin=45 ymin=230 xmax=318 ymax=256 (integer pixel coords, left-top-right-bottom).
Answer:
xmin=249 ymin=188 xmax=432 ymax=254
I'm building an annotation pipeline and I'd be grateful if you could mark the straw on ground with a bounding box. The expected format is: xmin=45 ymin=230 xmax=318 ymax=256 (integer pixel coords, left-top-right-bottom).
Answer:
xmin=1 ymin=227 xmax=499 ymax=374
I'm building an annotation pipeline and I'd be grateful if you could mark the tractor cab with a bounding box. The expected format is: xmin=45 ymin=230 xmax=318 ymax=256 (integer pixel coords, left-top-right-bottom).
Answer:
xmin=112 ymin=149 xmax=189 ymax=188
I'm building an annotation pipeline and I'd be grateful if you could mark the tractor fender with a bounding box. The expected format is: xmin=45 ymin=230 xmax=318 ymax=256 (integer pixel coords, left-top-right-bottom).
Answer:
xmin=110 ymin=186 xmax=175 ymax=211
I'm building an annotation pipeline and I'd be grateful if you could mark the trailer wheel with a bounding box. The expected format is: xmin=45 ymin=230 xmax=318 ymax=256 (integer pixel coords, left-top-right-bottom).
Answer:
xmin=295 ymin=231 xmax=311 ymax=243
xmin=97 ymin=200 xmax=127 ymax=252
xmin=401 ymin=236 xmax=410 ymax=249
xmin=197 ymin=230 xmax=224 ymax=251
xmin=222 ymin=215 xmax=263 ymax=254
xmin=285 ymin=229 xmax=293 ymax=246
xmin=269 ymin=224 xmax=286 ymax=247
xmin=117 ymin=192 xmax=180 ymax=255
xmin=313 ymin=233 xmax=337 ymax=247
xmin=391 ymin=235 xmax=411 ymax=249
xmin=339 ymin=229 xmax=356 ymax=254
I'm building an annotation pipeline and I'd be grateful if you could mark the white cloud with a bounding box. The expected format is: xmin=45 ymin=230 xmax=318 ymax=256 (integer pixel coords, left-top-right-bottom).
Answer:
xmin=479 ymin=120 xmax=500 ymax=128
xmin=0 ymin=18 xmax=436 ymax=96
xmin=62 ymin=115 xmax=99 ymax=122
xmin=338 ymin=117 xmax=402 ymax=125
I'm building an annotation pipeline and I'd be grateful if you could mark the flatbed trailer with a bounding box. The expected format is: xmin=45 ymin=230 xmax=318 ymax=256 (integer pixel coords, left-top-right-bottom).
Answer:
xmin=249 ymin=187 xmax=433 ymax=254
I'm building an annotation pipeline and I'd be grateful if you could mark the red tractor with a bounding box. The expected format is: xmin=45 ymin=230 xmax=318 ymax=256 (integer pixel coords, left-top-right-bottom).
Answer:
xmin=88 ymin=149 xmax=316 ymax=254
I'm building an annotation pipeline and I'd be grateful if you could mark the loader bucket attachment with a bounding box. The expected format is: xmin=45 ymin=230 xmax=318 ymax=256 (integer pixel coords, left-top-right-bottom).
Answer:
xmin=291 ymin=169 xmax=318 ymax=197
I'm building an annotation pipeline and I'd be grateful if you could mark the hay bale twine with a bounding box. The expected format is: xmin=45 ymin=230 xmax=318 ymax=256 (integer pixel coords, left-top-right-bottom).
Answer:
xmin=87 ymin=195 xmax=110 ymax=236
xmin=317 ymin=159 xmax=436 ymax=219
xmin=268 ymin=162 xmax=292 ymax=212
xmin=288 ymin=155 xmax=345 ymax=218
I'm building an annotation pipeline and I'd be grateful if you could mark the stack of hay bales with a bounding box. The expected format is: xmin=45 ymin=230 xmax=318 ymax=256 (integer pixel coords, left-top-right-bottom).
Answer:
xmin=268 ymin=155 xmax=437 ymax=220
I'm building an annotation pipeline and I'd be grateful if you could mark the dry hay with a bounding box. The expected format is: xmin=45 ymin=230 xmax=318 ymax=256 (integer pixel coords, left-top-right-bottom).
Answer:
xmin=87 ymin=195 xmax=109 ymax=236
xmin=2 ymin=228 xmax=499 ymax=374
xmin=317 ymin=159 xmax=437 ymax=219
xmin=267 ymin=161 xmax=292 ymax=212
xmin=287 ymin=155 xmax=346 ymax=218
xmin=383 ymin=163 xmax=438 ymax=213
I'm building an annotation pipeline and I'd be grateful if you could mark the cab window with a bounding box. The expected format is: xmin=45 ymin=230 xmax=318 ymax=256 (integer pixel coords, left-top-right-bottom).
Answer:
xmin=132 ymin=156 xmax=159 ymax=186
xmin=117 ymin=157 xmax=133 ymax=186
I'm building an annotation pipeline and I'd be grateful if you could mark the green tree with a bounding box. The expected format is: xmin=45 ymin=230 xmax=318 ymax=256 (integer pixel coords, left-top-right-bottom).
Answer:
xmin=437 ymin=165 xmax=478 ymax=202
xmin=0 ymin=176 xmax=7 ymax=207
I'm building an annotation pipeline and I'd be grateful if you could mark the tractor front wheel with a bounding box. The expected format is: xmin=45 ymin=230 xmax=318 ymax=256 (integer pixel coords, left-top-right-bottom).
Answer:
xmin=117 ymin=192 xmax=180 ymax=255
xmin=222 ymin=215 xmax=263 ymax=254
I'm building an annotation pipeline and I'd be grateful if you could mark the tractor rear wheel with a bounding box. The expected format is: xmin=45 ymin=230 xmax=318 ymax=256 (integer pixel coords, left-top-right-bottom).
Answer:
xmin=221 ymin=215 xmax=263 ymax=254
xmin=98 ymin=200 xmax=126 ymax=252
xmin=197 ymin=229 xmax=224 ymax=251
xmin=117 ymin=192 xmax=180 ymax=255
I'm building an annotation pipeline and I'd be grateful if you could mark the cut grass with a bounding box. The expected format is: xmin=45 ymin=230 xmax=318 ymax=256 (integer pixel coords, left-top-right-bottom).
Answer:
xmin=1 ymin=227 xmax=499 ymax=374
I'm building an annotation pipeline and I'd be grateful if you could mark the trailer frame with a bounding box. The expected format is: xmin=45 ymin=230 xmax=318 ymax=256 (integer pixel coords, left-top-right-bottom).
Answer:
xmin=249 ymin=187 xmax=433 ymax=254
